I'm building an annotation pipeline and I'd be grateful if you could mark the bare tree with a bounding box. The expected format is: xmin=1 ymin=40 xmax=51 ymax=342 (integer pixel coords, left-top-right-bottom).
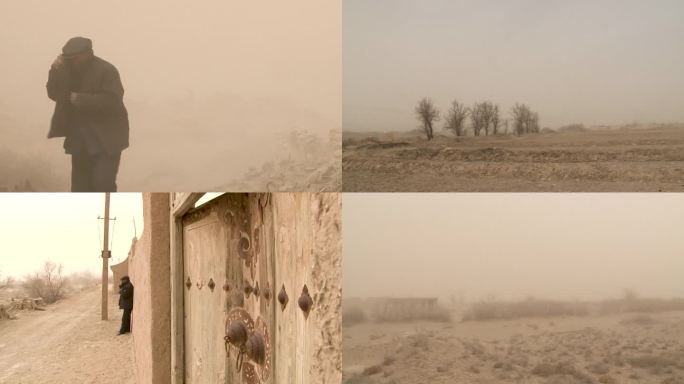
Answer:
xmin=511 ymin=104 xmax=525 ymax=136
xmin=0 ymin=270 xmax=13 ymax=289
xmin=0 ymin=276 xmax=14 ymax=290
xmin=415 ymin=98 xmax=440 ymax=140
xmin=530 ymin=112 xmax=540 ymax=134
xmin=470 ymin=101 xmax=499 ymax=136
xmin=22 ymin=261 xmax=67 ymax=304
xmin=491 ymin=104 xmax=500 ymax=135
xmin=511 ymin=103 xmax=540 ymax=136
xmin=470 ymin=102 xmax=486 ymax=136
xmin=443 ymin=100 xmax=469 ymax=137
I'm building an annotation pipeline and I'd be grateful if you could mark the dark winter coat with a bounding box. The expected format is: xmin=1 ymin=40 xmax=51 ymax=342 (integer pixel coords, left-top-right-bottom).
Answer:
xmin=46 ymin=56 xmax=129 ymax=155
xmin=118 ymin=281 xmax=134 ymax=310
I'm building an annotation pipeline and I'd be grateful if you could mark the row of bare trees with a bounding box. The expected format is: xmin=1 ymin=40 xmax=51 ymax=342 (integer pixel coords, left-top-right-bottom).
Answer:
xmin=415 ymin=98 xmax=540 ymax=140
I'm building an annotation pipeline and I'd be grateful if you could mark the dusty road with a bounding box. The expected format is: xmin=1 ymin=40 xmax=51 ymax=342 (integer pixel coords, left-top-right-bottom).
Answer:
xmin=343 ymin=311 xmax=684 ymax=384
xmin=0 ymin=287 xmax=135 ymax=384
xmin=342 ymin=128 xmax=684 ymax=192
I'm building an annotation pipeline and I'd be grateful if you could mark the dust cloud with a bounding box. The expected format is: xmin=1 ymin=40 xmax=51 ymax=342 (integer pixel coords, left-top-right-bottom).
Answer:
xmin=0 ymin=0 xmax=340 ymax=191
xmin=344 ymin=0 xmax=684 ymax=132
xmin=342 ymin=194 xmax=684 ymax=384
xmin=343 ymin=193 xmax=684 ymax=303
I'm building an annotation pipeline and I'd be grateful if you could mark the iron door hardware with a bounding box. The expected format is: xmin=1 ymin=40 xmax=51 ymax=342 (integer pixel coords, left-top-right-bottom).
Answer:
xmin=298 ymin=284 xmax=313 ymax=319
xmin=224 ymin=309 xmax=272 ymax=382
xmin=278 ymin=284 xmax=289 ymax=311
xmin=263 ymin=282 xmax=271 ymax=303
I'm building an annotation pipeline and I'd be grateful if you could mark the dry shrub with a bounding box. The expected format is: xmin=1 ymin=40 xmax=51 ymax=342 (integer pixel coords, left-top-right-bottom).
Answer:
xmin=226 ymin=128 xmax=341 ymax=191
xmin=531 ymin=361 xmax=594 ymax=383
xmin=628 ymin=353 xmax=684 ymax=370
xmin=620 ymin=315 xmax=658 ymax=326
xmin=382 ymin=355 xmax=395 ymax=366
xmin=343 ymin=375 xmax=374 ymax=384
xmin=604 ymin=291 xmax=682 ymax=313
xmin=0 ymin=305 xmax=15 ymax=320
xmin=372 ymin=300 xmax=450 ymax=323
xmin=600 ymin=297 xmax=684 ymax=315
xmin=0 ymin=274 xmax=15 ymax=290
xmin=362 ymin=365 xmax=383 ymax=376
xmin=585 ymin=362 xmax=610 ymax=374
xmin=462 ymin=298 xmax=590 ymax=321
xmin=22 ymin=261 xmax=67 ymax=304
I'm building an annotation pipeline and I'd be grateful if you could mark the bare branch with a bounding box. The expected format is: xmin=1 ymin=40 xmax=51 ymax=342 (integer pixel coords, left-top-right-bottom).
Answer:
xmin=443 ymin=100 xmax=469 ymax=137
xmin=415 ymin=98 xmax=440 ymax=141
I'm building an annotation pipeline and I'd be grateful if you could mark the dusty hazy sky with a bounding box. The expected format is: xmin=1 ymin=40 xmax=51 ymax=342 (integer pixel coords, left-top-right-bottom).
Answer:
xmin=343 ymin=0 xmax=684 ymax=131
xmin=0 ymin=0 xmax=341 ymax=191
xmin=0 ymin=0 xmax=340 ymax=123
xmin=0 ymin=194 xmax=143 ymax=278
xmin=343 ymin=193 xmax=684 ymax=301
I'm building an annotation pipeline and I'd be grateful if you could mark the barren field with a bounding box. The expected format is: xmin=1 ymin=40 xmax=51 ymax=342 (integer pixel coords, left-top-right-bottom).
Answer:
xmin=0 ymin=286 xmax=135 ymax=384
xmin=343 ymin=311 xmax=684 ymax=384
xmin=342 ymin=128 xmax=684 ymax=191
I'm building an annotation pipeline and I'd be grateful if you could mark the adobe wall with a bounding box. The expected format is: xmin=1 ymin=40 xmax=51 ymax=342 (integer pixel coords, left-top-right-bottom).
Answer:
xmin=110 ymin=238 xmax=134 ymax=293
xmin=127 ymin=193 xmax=171 ymax=384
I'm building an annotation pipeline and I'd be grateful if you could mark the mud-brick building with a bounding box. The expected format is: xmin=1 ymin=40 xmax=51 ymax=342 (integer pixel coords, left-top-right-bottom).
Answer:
xmin=123 ymin=193 xmax=342 ymax=384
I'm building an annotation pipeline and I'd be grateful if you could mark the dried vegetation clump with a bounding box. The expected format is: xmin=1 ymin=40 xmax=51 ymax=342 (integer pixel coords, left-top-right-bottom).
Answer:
xmin=227 ymin=128 xmax=341 ymax=191
xmin=462 ymin=298 xmax=591 ymax=321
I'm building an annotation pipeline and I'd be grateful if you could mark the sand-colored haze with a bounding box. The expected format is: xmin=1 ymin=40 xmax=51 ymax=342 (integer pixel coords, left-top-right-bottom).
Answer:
xmin=343 ymin=193 xmax=684 ymax=384
xmin=0 ymin=0 xmax=341 ymax=191
xmin=343 ymin=193 xmax=684 ymax=304
xmin=344 ymin=0 xmax=684 ymax=132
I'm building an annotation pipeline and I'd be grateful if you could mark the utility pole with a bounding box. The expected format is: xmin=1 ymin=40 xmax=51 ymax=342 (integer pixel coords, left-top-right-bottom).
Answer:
xmin=101 ymin=193 xmax=110 ymax=320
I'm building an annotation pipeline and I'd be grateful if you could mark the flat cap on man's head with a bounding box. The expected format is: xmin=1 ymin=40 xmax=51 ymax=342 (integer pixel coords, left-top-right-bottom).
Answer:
xmin=62 ymin=36 xmax=92 ymax=57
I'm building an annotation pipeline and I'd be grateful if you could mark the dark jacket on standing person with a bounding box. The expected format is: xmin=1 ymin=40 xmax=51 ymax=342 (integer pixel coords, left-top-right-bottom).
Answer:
xmin=46 ymin=55 xmax=130 ymax=155
xmin=118 ymin=278 xmax=134 ymax=311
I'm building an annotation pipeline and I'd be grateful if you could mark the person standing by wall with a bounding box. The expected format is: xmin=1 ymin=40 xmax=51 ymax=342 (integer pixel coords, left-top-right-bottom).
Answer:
xmin=118 ymin=275 xmax=134 ymax=335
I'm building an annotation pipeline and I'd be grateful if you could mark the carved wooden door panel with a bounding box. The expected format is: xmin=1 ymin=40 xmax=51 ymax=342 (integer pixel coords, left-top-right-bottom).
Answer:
xmin=223 ymin=193 xmax=276 ymax=384
xmin=183 ymin=195 xmax=245 ymax=384
xmin=182 ymin=193 xmax=341 ymax=384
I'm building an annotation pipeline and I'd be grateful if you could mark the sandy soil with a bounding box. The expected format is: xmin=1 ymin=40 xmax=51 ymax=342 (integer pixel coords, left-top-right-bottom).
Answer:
xmin=0 ymin=287 xmax=136 ymax=384
xmin=342 ymin=128 xmax=684 ymax=192
xmin=343 ymin=311 xmax=684 ymax=384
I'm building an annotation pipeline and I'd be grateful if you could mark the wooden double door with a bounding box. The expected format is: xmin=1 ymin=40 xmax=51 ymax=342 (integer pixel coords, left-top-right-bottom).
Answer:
xmin=181 ymin=193 xmax=341 ymax=384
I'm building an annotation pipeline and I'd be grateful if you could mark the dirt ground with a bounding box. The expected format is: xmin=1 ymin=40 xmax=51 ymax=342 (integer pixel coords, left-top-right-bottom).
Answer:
xmin=0 ymin=286 xmax=136 ymax=384
xmin=343 ymin=311 xmax=684 ymax=384
xmin=342 ymin=128 xmax=684 ymax=192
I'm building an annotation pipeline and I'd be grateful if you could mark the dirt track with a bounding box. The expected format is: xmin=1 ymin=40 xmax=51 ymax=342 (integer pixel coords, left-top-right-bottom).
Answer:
xmin=342 ymin=128 xmax=684 ymax=192
xmin=343 ymin=311 xmax=684 ymax=384
xmin=0 ymin=287 xmax=135 ymax=384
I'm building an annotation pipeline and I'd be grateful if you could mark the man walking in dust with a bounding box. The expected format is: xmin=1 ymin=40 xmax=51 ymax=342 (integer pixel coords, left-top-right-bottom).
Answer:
xmin=46 ymin=36 xmax=129 ymax=191
xmin=118 ymin=275 xmax=134 ymax=335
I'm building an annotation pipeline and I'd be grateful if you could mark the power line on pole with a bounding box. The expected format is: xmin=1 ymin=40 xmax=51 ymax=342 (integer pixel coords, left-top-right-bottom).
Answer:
xmin=100 ymin=193 xmax=111 ymax=321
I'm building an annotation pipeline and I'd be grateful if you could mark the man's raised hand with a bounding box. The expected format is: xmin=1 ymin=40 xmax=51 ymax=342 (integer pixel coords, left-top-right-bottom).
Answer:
xmin=51 ymin=55 xmax=64 ymax=69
